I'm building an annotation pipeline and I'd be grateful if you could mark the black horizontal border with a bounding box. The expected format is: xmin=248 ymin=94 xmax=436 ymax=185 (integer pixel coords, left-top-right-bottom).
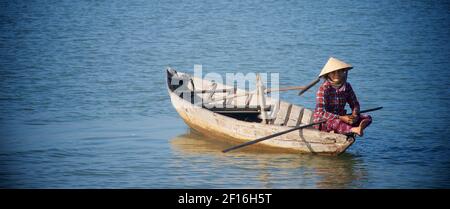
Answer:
xmin=0 ymin=189 xmax=446 ymax=208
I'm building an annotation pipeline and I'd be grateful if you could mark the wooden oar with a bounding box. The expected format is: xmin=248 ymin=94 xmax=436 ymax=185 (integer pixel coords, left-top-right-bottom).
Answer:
xmin=222 ymin=106 xmax=383 ymax=153
xmin=298 ymin=77 xmax=321 ymax=96
xmin=222 ymin=120 xmax=326 ymax=153
xmin=266 ymin=86 xmax=306 ymax=93
xmin=202 ymin=85 xmax=306 ymax=105
xmin=356 ymin=106 xmax=383 ymax=114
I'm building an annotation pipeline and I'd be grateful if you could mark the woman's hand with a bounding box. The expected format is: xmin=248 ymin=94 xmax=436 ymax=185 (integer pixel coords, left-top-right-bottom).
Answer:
xmin=339 ymin=115 xmax=355 ymax=125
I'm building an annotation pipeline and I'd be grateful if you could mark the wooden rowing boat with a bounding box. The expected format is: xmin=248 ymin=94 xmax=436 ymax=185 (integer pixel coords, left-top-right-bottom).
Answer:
xmin=166 ymin=68 xmax=355 ymax=155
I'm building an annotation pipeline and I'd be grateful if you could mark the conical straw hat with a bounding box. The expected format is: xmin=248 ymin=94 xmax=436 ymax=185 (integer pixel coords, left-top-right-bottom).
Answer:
xmin=318 ymin=57 xmax=353 ymax=77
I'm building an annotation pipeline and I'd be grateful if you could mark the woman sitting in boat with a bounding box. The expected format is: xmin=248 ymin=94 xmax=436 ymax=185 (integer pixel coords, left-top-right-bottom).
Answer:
xmin=313 ymin=57 xmax=372 ymax=136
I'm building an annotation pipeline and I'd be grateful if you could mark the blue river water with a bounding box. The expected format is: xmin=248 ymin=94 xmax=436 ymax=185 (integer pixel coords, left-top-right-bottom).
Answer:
xmin=0 ymin=0 xmax=449 ymax=188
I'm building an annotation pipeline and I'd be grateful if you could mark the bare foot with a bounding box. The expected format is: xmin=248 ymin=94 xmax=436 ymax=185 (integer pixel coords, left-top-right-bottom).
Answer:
xmin=351 ymin=126 xmax=362 ymax=136
xmin=351 ymin=119 xmax=370 ymax=137
xmin=359 ymin=119 xmax=370 ymax=137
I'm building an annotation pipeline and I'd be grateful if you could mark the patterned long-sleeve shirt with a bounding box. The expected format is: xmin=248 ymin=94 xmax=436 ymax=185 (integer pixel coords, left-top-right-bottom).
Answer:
xmin=313 ymin=80 xmax=360 ymax=123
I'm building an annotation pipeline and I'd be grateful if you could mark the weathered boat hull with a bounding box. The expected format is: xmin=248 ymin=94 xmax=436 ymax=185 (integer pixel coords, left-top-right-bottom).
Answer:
xmin=167 ymin=69 xmax=355 ymax=155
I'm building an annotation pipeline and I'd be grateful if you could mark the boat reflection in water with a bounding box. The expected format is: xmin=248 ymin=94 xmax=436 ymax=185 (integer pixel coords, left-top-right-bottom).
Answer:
xmin=170 ymin=129 xmax=368 ymax=189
